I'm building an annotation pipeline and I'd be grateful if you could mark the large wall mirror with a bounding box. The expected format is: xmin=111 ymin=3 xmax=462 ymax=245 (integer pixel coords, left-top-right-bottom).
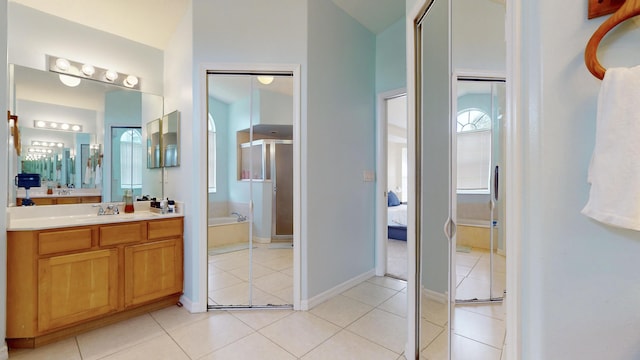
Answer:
xmin=8 ymin=64 xmax=164 ymax=206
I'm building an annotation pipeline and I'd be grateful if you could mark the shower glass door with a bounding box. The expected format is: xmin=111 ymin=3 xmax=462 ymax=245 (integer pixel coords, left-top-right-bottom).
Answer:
xmin=207 ymin=72 xmax=294 ymax=309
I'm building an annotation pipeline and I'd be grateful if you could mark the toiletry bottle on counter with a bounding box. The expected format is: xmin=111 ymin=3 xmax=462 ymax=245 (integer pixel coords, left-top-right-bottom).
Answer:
xmin=124 ymin=189 xmax=134 ymax=213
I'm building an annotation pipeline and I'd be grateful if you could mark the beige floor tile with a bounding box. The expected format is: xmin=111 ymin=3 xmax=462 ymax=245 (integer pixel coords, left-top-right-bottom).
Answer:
xmin=229 ymin=309 xmax=294 ymax=330
xmin=8 ymin=337 xmax=81 ymax=360
xmin=209 ymin=282 xmax=252 ymax=305
xmin=252 ymin=272 xmax=293 ymax=293
xmin=227 ymin=263 xmax=275 ymax=281
xmin=302 ymin=330 xmax=398 ymax=360
xmin=258 ymin=256 xmax=293 ymax=271
xmin=378 ymin=291 xmax=407 ymax=318
xmin=420 ymin=330 xmax=447 ymax=360
xmin=451 ymin=334 xmax=502 ymax=360
xmin=455 ymin=276 xmax=504 ymax=301
xmin=455 ymin=301 xmax=505 ymax=321
xmin=367 ymin=275 xmax=407 ymax=291
xmin=97 ymin=334 xmax=189 ymax=360
xmin=456 ymin=264 xmax=473 ymax=277
xmin=201 ymin=332 xmax=296 ymax=360
xmin=76 ymin=314 xmax=164 ymax=360
xmin=259 ymin=312 xmax=340 ymax=357
xmin=452 ymin=308 xmax=505 ymax=349
xmin=168 ymin=312 xmax=253 ymax=359
xmin=272 ymin=285 xmax=294 ymax=304
xmin=347 ymin=309 xmax=406 ymax=354
xmin=420 ymin=318 xmax=445 ymax=350
xmin=150 ymin=305 xmax=211 ymax=332
xmin=455 ymin=253 xmax=480 ymax=268
xmin=208 ymin=271 xmax=245 ymax=291
xmin=420 ymin=296 xmax=448 ymax=326
xmin=310 ymin=294 xmax=374 ymax=327
xmin=280 ymin=266 xmax=294 ymax=277
xmin=341 ymin=281 xmax=399 ymax=307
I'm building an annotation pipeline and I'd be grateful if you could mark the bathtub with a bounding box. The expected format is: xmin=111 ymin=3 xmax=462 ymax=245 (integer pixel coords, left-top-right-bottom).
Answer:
xmin=207 ymin=217 xmax=250 ymax=249
xmin=456 ymin=219 xmax=497 ymax=251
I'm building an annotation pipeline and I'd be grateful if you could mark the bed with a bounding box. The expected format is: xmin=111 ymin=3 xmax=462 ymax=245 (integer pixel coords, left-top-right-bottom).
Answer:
xmin=387 ymin=191 xmax=407 ymax=241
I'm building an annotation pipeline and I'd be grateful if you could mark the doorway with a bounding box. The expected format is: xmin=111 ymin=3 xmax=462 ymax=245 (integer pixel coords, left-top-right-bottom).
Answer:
xmin=376 ymin=90 xmax=408 ymax=281
xmin=205 ymin=69 xmax=299 ymax=309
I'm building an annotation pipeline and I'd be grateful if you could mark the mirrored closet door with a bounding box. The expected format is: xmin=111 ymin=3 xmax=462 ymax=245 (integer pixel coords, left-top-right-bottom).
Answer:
xmin=206 ymin=73 xmax=294 ymax=309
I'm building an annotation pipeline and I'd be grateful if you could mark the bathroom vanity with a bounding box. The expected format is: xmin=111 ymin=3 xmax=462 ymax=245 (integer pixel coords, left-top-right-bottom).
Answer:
xmin=6 ymin=206 xmax=183 ymax=348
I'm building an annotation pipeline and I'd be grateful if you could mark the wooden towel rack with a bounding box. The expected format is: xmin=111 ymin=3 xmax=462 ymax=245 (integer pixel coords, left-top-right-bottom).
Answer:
xmin=585 ymin=0 xmax=640 ymax=79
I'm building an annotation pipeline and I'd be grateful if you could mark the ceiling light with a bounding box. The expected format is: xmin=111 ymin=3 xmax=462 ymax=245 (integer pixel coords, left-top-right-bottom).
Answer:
xmin=105 ymin=70 xmax=118 ymax=82
xmin=257 ymin=76 xmax=274 ymax=85
xmin=82 ymin=64 xmax=95 ymax=76
xmin=59 ymin=74 xmax=81 ymax=87
xmin=55 ymin=58 xmax=70 ymax=71
xmin=123 ymin=75 xmax=139 ymax=88
xmin=33 ymin=120 xmax=82 ymax=132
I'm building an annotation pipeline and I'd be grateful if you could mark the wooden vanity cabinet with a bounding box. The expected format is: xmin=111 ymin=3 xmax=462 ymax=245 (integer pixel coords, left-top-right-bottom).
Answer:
xmin=7 ymin=217 xmax=184 ymax=348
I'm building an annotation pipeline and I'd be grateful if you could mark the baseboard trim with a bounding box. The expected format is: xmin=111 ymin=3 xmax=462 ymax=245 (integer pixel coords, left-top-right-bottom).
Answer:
xmin=180 ymin=295 xmax=202 ymax=313
xmin=421 ymin=285 xmax=448 ymax=304
xmin=301 ymin=269 xmax=376 ymax=310
xmin=0 ymin=343 xmax=7 ymax=360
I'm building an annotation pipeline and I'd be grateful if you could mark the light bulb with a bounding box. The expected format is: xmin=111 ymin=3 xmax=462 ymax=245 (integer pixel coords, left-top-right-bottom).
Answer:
xmin=257 ymin=76 xmax=274 ymax=85
xmin=123 ymin=75 xmax=139 ymax=88
xmin=59 ymin=74 xmax=81 ymax=87
xmin=105 ymin=70 xmax=118 ymax=82
xmin=55 ymin=58 xmax=70 ymax=71
xmin=82 ymin=64 xmax=95 ymax=76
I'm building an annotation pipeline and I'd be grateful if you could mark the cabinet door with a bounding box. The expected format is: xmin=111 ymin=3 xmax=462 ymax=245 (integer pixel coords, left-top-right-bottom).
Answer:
xmin=38 ymin=249 xmax=118 ymax=332
xmin=124 ymin=238 xmax=183 ymax=307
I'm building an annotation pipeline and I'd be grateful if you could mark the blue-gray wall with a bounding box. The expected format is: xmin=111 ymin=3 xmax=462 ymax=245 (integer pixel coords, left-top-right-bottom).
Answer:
xmin=376 ymin=17 xmax=406 ymax=93
xmin=307 ymin=0 xmax=376 ymax=296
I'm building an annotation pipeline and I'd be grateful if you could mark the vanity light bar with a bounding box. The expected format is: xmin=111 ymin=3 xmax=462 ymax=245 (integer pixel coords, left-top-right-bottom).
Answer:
xmin=27 ymin=147 xmax=54 ymax=154
xmin=34 ymin=120 xmax=82 ymax=132
xmin=47 ymin=55 xmax=141 ymax=90
xmin=31 ymin=140 xmax=64 ymax=148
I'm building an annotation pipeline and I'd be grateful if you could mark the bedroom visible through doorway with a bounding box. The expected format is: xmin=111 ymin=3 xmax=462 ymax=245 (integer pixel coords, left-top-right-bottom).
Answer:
xmin=384 ymin=92 xmax=408 ymax=280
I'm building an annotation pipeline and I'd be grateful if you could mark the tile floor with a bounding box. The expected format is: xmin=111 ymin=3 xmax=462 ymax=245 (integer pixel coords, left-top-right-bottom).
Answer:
xmin=9 ymin=248 xmax=506 ymax=360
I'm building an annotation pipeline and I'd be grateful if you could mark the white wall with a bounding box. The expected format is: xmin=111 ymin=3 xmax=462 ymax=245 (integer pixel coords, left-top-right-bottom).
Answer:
xmin=520 ymin=0 xmax=640 ymax=358
xmin=163 ymin=0 xmax=194 ymax=307
xmin=0 ymin=0 xmax=8 ymax=356
xmin=452 ymin=0 xmax=505 ymax=71
xmin=190 ymin=0 xmax=306 ymax=306
xmin=7 ymin=3 xmax=164 ymax=95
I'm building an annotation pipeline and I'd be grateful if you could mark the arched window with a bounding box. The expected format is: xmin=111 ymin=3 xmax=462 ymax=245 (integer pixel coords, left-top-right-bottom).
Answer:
xmin=208 ymin=113 xmax=217 ymax=193
xmin=457 ymin=109 xmax=491 ymax=192
xmin=120 ymin=129 xmax=142 ymax=189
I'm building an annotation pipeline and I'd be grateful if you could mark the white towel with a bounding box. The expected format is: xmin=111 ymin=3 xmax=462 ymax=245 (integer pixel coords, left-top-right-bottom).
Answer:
xmin=94 ymin=164 xmax=102 ymax=185
xmin=84 ymin=165 xmax=92 ymax=185
xmin=582 ymin=65 xmax=640 ymax=230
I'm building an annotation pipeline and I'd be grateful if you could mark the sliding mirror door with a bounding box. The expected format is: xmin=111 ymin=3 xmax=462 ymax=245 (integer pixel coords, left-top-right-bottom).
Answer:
xmin=207 ymin=72 xmax=294 ymax=309
xmin=414 ymin=0 xmax=453 ymax=358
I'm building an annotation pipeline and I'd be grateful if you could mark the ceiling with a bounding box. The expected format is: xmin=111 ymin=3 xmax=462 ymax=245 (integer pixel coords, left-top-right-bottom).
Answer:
xmin=11 ymin=0 xmax=405 ymax=50
xmin=10 ymin=0 xmax=189 ymax=50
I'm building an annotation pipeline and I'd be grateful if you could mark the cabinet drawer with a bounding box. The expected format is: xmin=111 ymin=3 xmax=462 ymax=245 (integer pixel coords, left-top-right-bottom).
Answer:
xmin=148 ymin=218 xmax=183 ymax=240
xmin=39 ymin=228 xmax=93 ymax=255
xmin=56 ymin=197 xmax=80 ymax=204
xmin=99 ymin=223 xmax=144 ymax=246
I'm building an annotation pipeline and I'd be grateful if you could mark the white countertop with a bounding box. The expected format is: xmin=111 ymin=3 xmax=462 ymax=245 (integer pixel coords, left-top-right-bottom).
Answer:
xmin=7 ymin=201 xmax=184 ymax=231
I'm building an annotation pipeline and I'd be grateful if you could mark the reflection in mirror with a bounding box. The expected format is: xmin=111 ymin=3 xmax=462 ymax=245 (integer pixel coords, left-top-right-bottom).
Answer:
xmin=162 ymin=110 xmax=180 ymax=167
xmin=147 ymin=118 xmax=161 ymax=169
xmin=8 ymin=64 xmax=164 ymax=206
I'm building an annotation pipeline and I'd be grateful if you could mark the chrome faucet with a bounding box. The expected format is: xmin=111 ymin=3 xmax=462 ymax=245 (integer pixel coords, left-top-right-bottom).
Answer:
xmin=231 ymin=212 xmax=247 ymax=222
xmin=94 ymin=203 xmax=119 ymax=215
